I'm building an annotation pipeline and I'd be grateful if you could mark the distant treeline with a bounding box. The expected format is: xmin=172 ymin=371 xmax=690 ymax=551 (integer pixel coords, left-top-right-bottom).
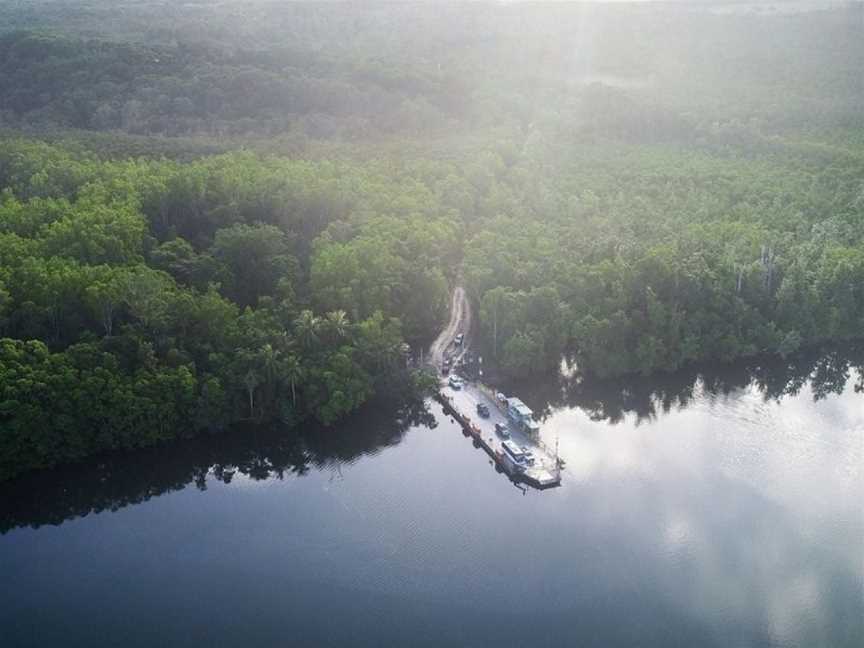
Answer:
xmin=1 ymin=3 xmax=862 ymax=140
xmin=0 ymin=30 xmax=469 ymax=138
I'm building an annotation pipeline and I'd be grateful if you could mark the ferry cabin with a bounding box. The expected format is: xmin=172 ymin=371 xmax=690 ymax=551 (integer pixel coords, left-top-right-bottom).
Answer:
xmin=501 ymin=440 xmax=529 ymax=471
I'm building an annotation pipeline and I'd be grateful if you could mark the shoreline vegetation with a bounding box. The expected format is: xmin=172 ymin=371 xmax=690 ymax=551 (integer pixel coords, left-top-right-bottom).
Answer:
xmin=3 ymin=339 xmax=861 ymax=533
xmin=2 ymin=2 xmax=864 ymax=479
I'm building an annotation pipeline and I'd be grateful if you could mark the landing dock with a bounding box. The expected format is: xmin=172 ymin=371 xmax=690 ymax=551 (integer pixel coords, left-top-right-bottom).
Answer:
xmin=436 ymin=380 xmax=561 ymax=489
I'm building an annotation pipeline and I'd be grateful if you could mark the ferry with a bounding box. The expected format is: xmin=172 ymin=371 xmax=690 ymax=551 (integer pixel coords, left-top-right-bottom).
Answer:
xmin=436 ymin=379 xmax=561 ymax=489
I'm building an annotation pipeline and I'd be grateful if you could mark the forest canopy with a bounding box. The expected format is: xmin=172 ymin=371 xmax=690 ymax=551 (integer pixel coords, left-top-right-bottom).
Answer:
xmin=1 ymin=1 xmax=863 ymax=478
xmin=0 ymin=140 xmax=458 ymax=479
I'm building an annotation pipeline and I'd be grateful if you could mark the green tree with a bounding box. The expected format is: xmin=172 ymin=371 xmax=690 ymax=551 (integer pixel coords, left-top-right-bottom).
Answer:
xmin=211 ymin=223 xmax=297 ymax=307
xmin=293 ymin=310 xmax=321 ymax=351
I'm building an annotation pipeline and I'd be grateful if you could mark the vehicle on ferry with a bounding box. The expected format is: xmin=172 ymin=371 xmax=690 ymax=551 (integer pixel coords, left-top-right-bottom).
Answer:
xmin=505 ymin=397 xmax=541 ymax=436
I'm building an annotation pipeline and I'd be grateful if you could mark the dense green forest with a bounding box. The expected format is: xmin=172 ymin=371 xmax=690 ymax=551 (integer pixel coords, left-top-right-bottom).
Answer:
xmin=0 ymin=140 xmax=458 ymax=479
xmin=1 ymin=1 xmax=864 ymax=478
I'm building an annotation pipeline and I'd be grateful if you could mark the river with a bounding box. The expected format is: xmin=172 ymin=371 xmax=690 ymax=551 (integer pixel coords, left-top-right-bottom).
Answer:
xmin=1 ymin=349 xmax=862 ymax=647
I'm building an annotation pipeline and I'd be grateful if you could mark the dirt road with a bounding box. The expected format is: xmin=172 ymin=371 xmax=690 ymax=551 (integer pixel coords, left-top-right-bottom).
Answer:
xmin=429 ymin=286 xmax=471 ymax=368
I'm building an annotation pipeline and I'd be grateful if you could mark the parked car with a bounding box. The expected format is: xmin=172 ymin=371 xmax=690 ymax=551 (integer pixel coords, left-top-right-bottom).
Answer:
xmin=454 ymin=333 xmax=464 ymax=346
xmin=494 ymin=422 xmax=509 ymax=438
xmin=476 ymin=403 xmax=490 ymax=418
xmin=448 ymin=375 xmax=463 ymax=390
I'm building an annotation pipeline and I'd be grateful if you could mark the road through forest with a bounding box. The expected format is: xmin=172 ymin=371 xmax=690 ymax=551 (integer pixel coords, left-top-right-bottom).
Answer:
xmin=429 ymin=286 xmax=471 ymax=368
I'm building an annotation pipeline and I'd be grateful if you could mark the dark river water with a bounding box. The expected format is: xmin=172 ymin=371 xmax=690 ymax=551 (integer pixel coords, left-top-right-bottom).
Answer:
xmin=2 ymin=350 xmax=862 ymax=647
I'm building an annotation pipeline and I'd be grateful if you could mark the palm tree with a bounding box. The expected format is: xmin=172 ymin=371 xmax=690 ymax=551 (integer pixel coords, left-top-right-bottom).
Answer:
xmin=242 ymin=369 xmax=260 ymax=419
xmin=293 ymin=310 xmax=321 ymax=350
xmin=324 ymin=309 xmax=350 ymax=341
xmin=260 ymin=343 xmax=282 ymax=386
xmin=283 ymin=354 xmax=303 ymax=406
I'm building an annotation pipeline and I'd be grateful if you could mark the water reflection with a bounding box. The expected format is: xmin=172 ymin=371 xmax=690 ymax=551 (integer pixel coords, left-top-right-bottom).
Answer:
xmin=0 ymin=395 xmax=435 ymax=534
xmin=2 ymin=345 xmax=861 ymax=534
xmin=1 ymin=348 xmax=861 ymax=647
xmin=520 ymin=347 xmax=864 ymax=648
xmin=509 ymin=345 xmax=864 ymax=425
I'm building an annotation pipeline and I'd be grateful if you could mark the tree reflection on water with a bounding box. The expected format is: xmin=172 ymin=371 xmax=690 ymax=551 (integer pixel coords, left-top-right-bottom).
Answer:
xmin=500 ymin=344 xmax=864 ymax=425
xmin=0 ymin=394 xmax=436 ymax=533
